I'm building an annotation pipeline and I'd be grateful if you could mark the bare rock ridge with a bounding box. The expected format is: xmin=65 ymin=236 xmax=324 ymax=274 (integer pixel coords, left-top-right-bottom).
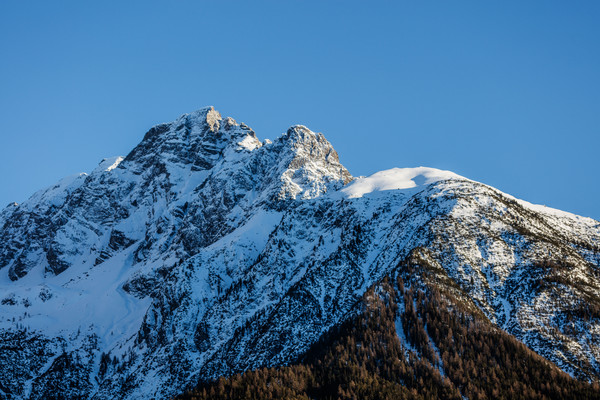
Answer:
xmin=0 ymin=107 xmax=599 ymax=399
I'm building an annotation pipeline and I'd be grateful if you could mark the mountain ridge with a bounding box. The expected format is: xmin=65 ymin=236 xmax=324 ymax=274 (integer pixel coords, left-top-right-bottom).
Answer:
xmin=0 ymin=107 xmax=599 ymax=399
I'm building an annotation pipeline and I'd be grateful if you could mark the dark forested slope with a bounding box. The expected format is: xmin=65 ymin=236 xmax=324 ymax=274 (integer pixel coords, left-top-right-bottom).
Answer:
xmin=179 ymin=252 xmax=600 ymax=400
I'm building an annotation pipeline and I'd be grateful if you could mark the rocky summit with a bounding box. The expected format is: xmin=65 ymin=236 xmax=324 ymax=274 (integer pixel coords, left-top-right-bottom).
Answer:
xmin=0 ymin=107 xmax=599 ymax=399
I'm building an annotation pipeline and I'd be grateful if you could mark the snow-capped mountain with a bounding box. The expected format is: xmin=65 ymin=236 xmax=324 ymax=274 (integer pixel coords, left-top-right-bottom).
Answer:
xmin=0 ymin=107 xmax=599 ymax=399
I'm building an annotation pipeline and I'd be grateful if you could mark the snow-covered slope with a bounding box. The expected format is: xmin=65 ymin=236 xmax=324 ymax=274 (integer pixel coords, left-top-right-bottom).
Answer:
xmin=0 ymin=107 xmax=599 ymax=399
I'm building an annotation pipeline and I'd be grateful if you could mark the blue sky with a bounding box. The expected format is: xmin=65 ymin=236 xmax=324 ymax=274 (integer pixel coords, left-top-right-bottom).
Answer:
xmin=1 ymin=1 xmax=599 ymax=219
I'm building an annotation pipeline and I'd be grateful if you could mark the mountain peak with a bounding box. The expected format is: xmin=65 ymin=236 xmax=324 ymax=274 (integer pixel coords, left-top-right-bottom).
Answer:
xmin=266 ymin=124 xmax=352 ymax=201
xmin=283 ymin=125 xmax=324 ymax=146
xmin=177 ymin=106 xmax=222 ymax=132
xmin=118 ymin=108 xmax=351 ymax=202
xmin=123 ymin=107 xmax=260 ymax=172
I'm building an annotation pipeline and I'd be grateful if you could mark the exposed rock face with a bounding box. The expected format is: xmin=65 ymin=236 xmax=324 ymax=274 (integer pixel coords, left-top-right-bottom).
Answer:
xmin=0 ymin=107 xmax=599 ymax=399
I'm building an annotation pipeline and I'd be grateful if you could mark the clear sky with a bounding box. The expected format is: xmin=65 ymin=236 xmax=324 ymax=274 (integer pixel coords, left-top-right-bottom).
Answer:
xmin=0 ymin=1 xmax=599 ymax=219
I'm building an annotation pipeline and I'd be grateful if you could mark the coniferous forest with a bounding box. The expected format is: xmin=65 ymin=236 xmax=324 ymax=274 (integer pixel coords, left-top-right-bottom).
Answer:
xmin=177 ymin=254 xmax=600 ymax=400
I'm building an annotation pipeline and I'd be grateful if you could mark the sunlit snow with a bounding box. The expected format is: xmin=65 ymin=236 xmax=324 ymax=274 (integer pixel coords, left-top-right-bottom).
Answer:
xmin=342 ymin=167 xmax=465 ymax=198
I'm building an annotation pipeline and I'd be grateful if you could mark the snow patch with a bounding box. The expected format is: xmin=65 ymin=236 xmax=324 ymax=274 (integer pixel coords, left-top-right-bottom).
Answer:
xmin=94 ymin=156 xmax=124 ymax=173
xmin=342 ymin=167 xmax=465 ymax=198
xmin=237 ymin=135 xmax=261 ymax=151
